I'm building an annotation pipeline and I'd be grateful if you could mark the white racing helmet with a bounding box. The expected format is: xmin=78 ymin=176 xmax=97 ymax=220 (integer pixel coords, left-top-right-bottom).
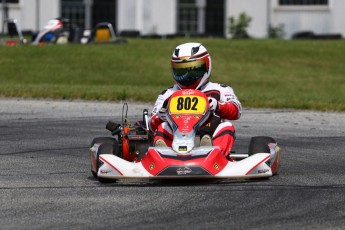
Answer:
xmin=171 ymin=42 xmax=212 ymax=89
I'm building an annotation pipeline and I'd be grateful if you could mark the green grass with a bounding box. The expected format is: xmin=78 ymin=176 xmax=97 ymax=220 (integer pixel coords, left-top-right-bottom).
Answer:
xmin=0 ymin=38 xmax=344 ymax=111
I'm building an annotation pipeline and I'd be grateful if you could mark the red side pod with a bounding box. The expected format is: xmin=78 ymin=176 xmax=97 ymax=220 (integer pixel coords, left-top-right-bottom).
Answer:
xmin=141 ymin=148 xmax=168 ymax=176
xmin=199 ymin=148 xmax=229 ymax=175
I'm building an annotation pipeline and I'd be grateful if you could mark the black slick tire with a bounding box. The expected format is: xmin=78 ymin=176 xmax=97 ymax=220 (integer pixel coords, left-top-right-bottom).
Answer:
xmin=90 ymin=137 xmax=120 ymax=183
xmin=248 ymin=136 xmax=276 ymax=156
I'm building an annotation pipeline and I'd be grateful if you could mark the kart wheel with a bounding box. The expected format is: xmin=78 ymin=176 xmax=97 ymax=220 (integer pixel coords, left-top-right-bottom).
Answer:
xmin=90 ymin=137 xmax=117 ymax=148
xmin=96 ymin=142 xmax=119 ymax=183
xmin=90 ymin=137 xmax=121 ymax=183
xmin=248 ymin=136 xmax=280 ymax=176
xmin=91 ymin=171 xmax=98 ymax=178
xmin=248 ymin=136 xmax=276 ymax=156
xmin=90 ymin=137 xmax=119 ymax=179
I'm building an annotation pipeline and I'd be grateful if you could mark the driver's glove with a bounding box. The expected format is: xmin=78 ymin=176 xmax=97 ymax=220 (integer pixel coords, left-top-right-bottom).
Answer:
xmin=157 ymin=107 xmax=167 ymax=122
xmin=208 ymin=97 xmax=218 ymax=113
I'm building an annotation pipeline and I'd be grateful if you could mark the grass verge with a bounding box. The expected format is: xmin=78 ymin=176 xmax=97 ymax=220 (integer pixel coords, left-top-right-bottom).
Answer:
xmin=0 ymin=38 xmax=344 ymax=111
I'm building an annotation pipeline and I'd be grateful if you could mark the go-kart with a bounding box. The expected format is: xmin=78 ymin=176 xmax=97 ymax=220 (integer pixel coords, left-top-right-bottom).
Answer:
xmin=89 ymin=89 xmax=281 ymax=183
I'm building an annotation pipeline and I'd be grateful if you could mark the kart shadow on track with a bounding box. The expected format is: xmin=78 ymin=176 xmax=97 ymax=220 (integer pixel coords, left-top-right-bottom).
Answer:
xmin=87 ymin=173 xmax=276 ymax=188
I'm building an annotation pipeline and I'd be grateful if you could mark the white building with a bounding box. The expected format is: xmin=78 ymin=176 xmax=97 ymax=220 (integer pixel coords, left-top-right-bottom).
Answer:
xmin=1 ymin=0 xmax=59 ymax=33
xmin=1 ymin=0 xmax=344 ymax=39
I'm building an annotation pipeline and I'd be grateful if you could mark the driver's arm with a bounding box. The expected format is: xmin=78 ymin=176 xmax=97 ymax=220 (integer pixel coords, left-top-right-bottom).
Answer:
xmin=217 ymin=86 xmax=242 ymax=120
xmin=149 ymin=90 xmax=171 ymax=131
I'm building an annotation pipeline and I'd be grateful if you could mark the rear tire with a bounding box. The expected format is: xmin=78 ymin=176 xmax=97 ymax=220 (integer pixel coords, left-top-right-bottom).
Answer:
xmin=248 ymin=136 xmax=276 ymax=156
xmin=90 ymin=137 xmax=119 ymax=179
xmin=90 ymin=137 xmax=120 ymax=183
xmin=90 ymin=137 xmax=117 ymax=148
xmin=96 ymin=142 xmax=120 ymax=183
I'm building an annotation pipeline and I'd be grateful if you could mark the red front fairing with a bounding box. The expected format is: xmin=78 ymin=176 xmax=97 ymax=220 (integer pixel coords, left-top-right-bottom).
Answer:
xmin=141 ymin=147 xmax=229 ymax=176
xmin=171 ymin=114 xmax=202 ymax=133
xmin=167 ymin=89 xmax=209 ymax=133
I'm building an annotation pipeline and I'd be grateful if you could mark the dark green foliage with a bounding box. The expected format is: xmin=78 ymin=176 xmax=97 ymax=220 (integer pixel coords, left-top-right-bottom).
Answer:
xmin=229 ymin=12 xmax=252 ymax=39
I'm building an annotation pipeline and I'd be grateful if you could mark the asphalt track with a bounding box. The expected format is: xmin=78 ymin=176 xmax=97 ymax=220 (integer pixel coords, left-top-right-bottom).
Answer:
xmin=0 ymin=99 xmax=344 ymax=229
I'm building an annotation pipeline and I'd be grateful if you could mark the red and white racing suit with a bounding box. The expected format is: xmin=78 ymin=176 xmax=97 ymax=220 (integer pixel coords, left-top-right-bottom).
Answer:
xmin=149 ymin=82 xmax=242 ymax=157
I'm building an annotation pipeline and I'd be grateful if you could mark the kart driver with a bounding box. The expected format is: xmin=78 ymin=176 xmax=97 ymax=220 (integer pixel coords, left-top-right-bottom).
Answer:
xmin=149 ymin=42 xmax=242 ymax=158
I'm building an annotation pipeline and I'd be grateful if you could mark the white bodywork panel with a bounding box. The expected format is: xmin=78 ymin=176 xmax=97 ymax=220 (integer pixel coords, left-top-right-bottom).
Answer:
xmin=97 ymin=153 xmax=272 ymax=180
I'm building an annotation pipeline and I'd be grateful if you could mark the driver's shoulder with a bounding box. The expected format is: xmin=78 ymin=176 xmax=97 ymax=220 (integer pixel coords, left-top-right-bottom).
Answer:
xmin=202 ymin=82 xmax=229 ymax=91
xmin=160 ymin=85 xmax=177 ymax=96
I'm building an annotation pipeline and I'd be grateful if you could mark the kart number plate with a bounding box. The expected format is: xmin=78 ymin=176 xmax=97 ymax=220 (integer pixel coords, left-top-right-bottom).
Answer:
xmin=169 ymin=96 xmax=206 ymax=114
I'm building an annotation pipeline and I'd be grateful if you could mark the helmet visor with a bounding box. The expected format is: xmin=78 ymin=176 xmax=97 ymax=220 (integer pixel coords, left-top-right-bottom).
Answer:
xmin=172 ymin=59 xmax=207 ymax=87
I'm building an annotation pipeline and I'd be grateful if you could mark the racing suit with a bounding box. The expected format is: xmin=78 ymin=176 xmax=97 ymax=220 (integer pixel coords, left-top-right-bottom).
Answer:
xmin=149 ymin=82 xmax=242 ymax=157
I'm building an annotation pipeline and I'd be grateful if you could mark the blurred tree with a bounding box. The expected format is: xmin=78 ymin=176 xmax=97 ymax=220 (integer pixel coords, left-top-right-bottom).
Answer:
xmin=229 ymin=12 xmax=252 ymax=39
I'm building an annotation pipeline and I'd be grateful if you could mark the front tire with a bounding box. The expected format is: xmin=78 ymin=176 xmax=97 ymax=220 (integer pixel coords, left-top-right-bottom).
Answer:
xmin=248 ymin=136 xmax=276 ymax=156
xmin=248 ymin=136 xmax=280 ymax=176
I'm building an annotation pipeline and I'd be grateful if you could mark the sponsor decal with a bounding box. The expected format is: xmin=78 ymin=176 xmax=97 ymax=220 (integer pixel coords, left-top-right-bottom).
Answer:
xmin=258 ymin=169 xmax=270 ymax=174
xmin=149 ymin=162 xmax=155 ymax=170
xmin=176 ymin=167 xmax=192 ymax=175
xmin=100 ymin=170 xmax=112 ymax=174
xmin=158 ymin=166 xmax=211 ymax=176
xmin=214 ymin=163 xmax=220 ymax=170
xmin=182 ymin=89 xmax=196 ymax=95
xmin=174 ymin=115 xmax=180 ymax=119
xmin=204 ymin=122 xmax=211 ymax=127
xmin=181 ymin=126 xmax=189 ymax=132
xmin=179 ymin=146 xmax=187 ymax=151
xmin=184 ymin=118 xmax=190 ymax=123
xmin=194 ymin=115 xmax=200 ymax=119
